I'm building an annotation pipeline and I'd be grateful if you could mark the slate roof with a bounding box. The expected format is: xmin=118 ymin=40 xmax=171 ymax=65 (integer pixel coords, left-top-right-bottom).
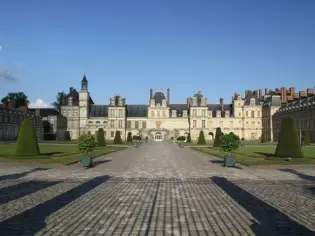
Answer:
xmin=63 ymin=87 xmax=94 ymax=106
xmin=169 ymin=104 xmax=188 ymax=116
xmin=89 ymin=105 xmax=108 ymax=117
xmin=276 ymin=95 xmax=315 ymax=114
xmin=244 ymin=91 xmax=263 ymax=105
xmin=207 ymin=104 xmax=233 ymax=117
xmin=28 ymin=108 xmax=59 ymax=117
xmin=153 ymin=92 xmax=166 ymax=105
xmin=262 ymin=95 xmax=282 ymax=107
xmin=126 ymin=104 xmax=148 ymax=117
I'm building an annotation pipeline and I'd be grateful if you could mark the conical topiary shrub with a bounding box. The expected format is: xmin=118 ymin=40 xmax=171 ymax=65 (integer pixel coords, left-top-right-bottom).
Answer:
xmin=213 ymin=127 xmax=222 ymax=147
xmin=275 ymin=116 xmax=303 ymax=158
xmin=15 ymin=119 xmax=40 ymax=156
xmin=113 ymin=130 xmax=123 ymax=144
xmin=127 ymin=132 xmax=133 ymax=142
xmin=97 ymin=128 xmax=106 ymax=147
xmin=304 ymin=132 xmax=311 ymax=146
xmin=186 ymin=133 xmax=192 ymax=143
xmin=197 ymin=131 xmax=206 ymax=145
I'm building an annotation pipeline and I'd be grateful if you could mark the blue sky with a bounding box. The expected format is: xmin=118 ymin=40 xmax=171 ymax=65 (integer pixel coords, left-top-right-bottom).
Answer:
xmin=0 ymin=0 xmax=314 ymax=107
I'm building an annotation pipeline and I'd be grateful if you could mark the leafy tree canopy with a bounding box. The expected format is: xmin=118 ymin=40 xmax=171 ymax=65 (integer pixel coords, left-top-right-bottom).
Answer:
xmin=1 ymin=92 xmax=29 ymax=108
xmin=52 ymin=91 xmax=67 ymax=112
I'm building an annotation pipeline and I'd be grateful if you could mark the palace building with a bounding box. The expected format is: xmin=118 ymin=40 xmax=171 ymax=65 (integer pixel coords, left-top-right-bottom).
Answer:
xmin=60 ymin=74 xmax=314 ymax=142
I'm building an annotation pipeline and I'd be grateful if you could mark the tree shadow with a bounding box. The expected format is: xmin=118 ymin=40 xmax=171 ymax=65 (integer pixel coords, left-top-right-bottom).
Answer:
xmin=93 ymin=160 xmax=112 ymax=165
xmin=211 ymin=176 xmax=315 ymax=236
xmin=0 ymin=180 xmax=60 ymax=204
xmin=41 ymin=152 xmax=63 ymax=156
xmin=278 ymin=169 xmax=315 ymax=181
xmin=254 ymin=152 xmax=275 ymax=157
xmin=0 ymin=167 xmax=51 ymax=181
xmin=0 ymin=175 xmax=112 ymax=235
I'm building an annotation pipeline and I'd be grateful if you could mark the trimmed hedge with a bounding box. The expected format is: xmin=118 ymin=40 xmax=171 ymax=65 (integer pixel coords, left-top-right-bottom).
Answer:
xmin=113 ymin=130 xmax=123 ymax=144
xmin=15 ymin=119 xmax=40 ymax=156
xmin=97 ymin=128 xmax=106 ymax=147
xmin=197 ymin=131 xmax=206 ymax=145
xmin=304 ymin=132 xmax=311 ymax=146
xmin=213 ymin=127 xmax=222 ymax=147
xmin=127 ymin=132 xmax=133 ymax=142
xmin=275 ymin=116 xmax=303 ymax=158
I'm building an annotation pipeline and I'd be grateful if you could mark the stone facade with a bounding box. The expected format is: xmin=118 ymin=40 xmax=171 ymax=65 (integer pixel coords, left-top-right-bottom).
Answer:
xmin=0 ymin=102 xmax=43 ymax=141
xmin=61 ymin=75 xmax=314 ymax=142
xmin=273 ymin=89 xmax=315 ymax=143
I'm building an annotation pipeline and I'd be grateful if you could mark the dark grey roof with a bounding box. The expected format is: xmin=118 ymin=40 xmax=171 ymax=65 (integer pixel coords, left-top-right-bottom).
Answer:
xmin=207 ymin=104 xmax=233 ymax=117
xmin=28 ymin=108 xmax=59 ymax=117
xmin=244 ymin=91 xmax=263 ymax=105
xmin=276 ymin=95 xmax=315 ymax=114
xmin=82 ymin=75 xmax=87 ymax=82
xmin=89 ymin=105 xmax=108 ymax=117
xmin=126 ymin=105 xmax=148 ymax=117
xmin=169 ymin=104 xmax=188 ymax=116
xmin=153 ymin=92 xmax=166 ymax=104
xmin=263 ymin=95 xmax=282 ymax=107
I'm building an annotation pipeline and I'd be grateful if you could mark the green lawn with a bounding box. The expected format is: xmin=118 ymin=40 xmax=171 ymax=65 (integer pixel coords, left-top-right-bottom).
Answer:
xmin=39 ymin=139 xmax=134 ymax=146
xmin=183 ymin=140 xmax=277 ymax=146
xmin=0 ymin=144 xmax=127 ymax=165
xmin=192 ymin=146 xmax=315 ymax=166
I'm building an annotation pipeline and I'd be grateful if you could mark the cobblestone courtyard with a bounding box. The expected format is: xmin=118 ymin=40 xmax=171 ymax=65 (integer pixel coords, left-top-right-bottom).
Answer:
xmin=0 ymin=142 xmax=315 ymax=235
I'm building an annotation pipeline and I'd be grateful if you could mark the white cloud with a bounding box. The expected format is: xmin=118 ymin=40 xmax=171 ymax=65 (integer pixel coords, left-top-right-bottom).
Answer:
xmin=29 ymin=99 xmax=53 ymax=108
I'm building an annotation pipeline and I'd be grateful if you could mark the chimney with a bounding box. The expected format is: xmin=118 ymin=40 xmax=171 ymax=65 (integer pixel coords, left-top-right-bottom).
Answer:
xmin=69 ymin=87 xmax=73 ymax=93
xmin=167 ymin=88 xmax=170 ymax=105
xmin=220 ymin=98 xmax=223 ymax=111
xmin=281 ymin=87 xmax=287 ymax=103
xmin=265 ymin=88 xmax=269 ymax=95
xmin=150 ymin=88 xmax=153 ymax=100
xmin=289 ymin=87 xmax=295 ymax=96
xmin=19 ymin=102 xmax=28 ymax=113
xmin=299 ymin=91 xmax=307 ymax=98
xmin=35 ymin=108 xmax=40 ymax=117
xmin=293 ymin=93 xmax=299 ymax=101
xmin=253 ymin=90 xmax=258 ymax=97
xmin=307 ymin=88 xmax=314 ymax=97
xmin=259 ymin=89 xmax=262 ymax=98
xmin=245 ymin=90 xmax=250 ymax=97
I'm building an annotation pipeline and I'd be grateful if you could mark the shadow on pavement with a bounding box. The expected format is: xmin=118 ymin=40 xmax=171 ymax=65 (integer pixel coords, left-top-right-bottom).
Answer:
xmin=0 ymin=180 xmax=60 ymax=204
xmin=0 ymin=175 xmax=112 ymax=236
xmin=0 ymin=167 xmax=51 ymax=181
xmin=278 ymin=168 xmax=315 ymax=181
xmin=211 ymin=176 xmax=315 ymax=236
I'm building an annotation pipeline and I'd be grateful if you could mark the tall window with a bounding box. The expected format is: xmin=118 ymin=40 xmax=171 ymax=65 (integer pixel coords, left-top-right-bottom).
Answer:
xmin=251 ymin=121 xmax=255 ymax=129
xmin=251 ymin=111 xmax=255 ymax=118
xmin=202 ymin=120 xmax=206 ymax=128
xmin=193 ymin=110 xmax=197 ymax=117
xmin=135 ymin=121 xmax=139 ymax=129
xmin=193 ymin=120 xmax=197 ymax=128
xmin=119 ymin=120 xmax=123 ymax=128
xmin=257 ymin=111 xmax=260 ymax=117
xmin=127 ymin=121 xmax=131 ymax=128
xmin=202 ymin=110 xmax=206 ymax=117
xmin=151 ymin=111 xmax=154 ymax=117
xmin=119 ymin=109 xmax=123 ymax=118
xmin=111 ymin=131 xmax=114 ymax=137
xmin=157 ymin=111 xmax=160 ymax=117
xmin=142 ymin=121 xmax=146 ymax=129
xmin=163 ymin=111 xmax=166 ymax=117
xmin=110 ymin=120 xmax=114 ymax=128
xmin=246 ymin=111 xmax=248 ymax=117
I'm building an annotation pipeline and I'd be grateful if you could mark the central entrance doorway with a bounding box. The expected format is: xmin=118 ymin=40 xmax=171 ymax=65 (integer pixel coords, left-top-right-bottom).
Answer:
xmin=155 ymin=132 xmax=162 ymax=141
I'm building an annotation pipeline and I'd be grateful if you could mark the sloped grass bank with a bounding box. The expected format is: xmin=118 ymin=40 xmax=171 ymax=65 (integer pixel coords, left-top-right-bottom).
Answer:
xmin=192 ymin=146 xmax=315 ymax=166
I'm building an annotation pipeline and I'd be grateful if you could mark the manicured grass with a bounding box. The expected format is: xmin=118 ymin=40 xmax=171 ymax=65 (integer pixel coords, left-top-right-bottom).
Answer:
xmin=183 ymin=140 xmax=277 ymax=146
xmin=192 ymin=146 xmax=315 ymax=166
xmin=39 ymin=139 xmax=134 ymax=146
xmin=0 ymin=145 xmax=127 ymax=165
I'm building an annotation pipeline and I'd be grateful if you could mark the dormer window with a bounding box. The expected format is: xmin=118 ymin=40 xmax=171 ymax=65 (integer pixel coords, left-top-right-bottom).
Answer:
xmin=68 ymin=97 xmax=73 ymax=106
xmin=225 ymin=110 xmax=230 ymax=117
xmin=183 ymin=110 xmax=187 ymax=117
xmin=250 ymin=98 xmax=255 ymax=106
xmin=172 ymin=110 xmax=177 ymax=117
xmin=208 ymin=110 xmax=212 ymax=117
xmin=216 ymin=110 xmax=221 ymax=117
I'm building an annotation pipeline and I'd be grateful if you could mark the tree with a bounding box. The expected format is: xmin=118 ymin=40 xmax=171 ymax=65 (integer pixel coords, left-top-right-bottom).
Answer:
xmin=127 ymin=132 xmax=133 ymax=142
xmin=1 ymin=92 xmax=29 ymax=108
xmin=113 ymin=131 xmax=123 ymax=144
xmin=186 ymin=133 xmax=192 ymax=143
xmin=275 ymin=116 xmax=304 ymax=158
xmin=52 ymin=91 xmax=67 ymax=112
xmin=78 ymin=134 xmax=97 ymax=156
xmin=97 ymin=128 xmax=106 ymax=147
xmin=197 ymin=131 xmax=206 ymax=145
xmin=304 ymin=132 xmax=311 ymax=146
xmin=220 ymin=133 xmax=240 ymax=152
xmin=260 ymin=132 xmax=266 ymax=143
xmin=213 ymin=127 xmax=222 ymax=147
xmin=133 ymin=135 xmax=141 ymax=142
xmin=15 ymin=120 xmax=40 ymax=156
xmin=176 ymin=136 xmax=186 ymax=142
